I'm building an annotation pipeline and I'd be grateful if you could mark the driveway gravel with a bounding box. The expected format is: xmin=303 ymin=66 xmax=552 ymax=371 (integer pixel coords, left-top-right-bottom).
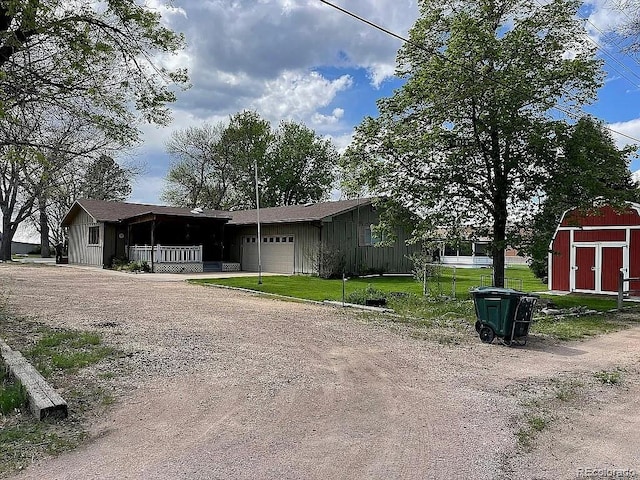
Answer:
xmin=1 ymin=263 xmax=639 ymax=480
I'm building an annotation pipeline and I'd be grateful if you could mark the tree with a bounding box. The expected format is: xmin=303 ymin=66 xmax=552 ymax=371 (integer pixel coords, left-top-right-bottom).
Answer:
xmin=522 ymin=117 xmax=639 ymax=278
xmin=39 ymin=152 xmax=137 ymax=250
xmin=162 ymin=122 xmax=233 ymax=210
xmin=0 ymin=0 xmax=188 ymax=261
xmin=0 ymin=1 xmax=187 ymax=134
xmin=219 ymin=111 xmax=272 ymax=210
xmin=261 ymin=121 xmax=337 ymax=207
xmin=81 ymin=155 xmax=133 ymax=202
xmin=163 ymin=113 xmax=337 ymax=210
xmin=609 ymin=0 xmax=640 ymax=54
xmin=341 ymin=0 xmax=603 ymax=287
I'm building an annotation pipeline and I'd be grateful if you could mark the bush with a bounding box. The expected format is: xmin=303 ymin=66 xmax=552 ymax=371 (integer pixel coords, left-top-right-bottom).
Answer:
xmin=312 ymin=244 xmax=346 ymax=279
xmin=112 ymin=259 xmax=150 ymax=273
xmin=345 ymin=284 xmax=388 ymax=305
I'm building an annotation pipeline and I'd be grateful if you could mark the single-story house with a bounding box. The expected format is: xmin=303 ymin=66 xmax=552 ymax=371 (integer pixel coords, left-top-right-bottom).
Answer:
xmin=61 ymin=199 xmax=232 ymax=273
xmin=225 ymin=198 xmax=420 ymax=275
xmin=548 ymin=203 xmax=640 ymax=294
xmin=61 ymin=198 xmax=421 ymax=274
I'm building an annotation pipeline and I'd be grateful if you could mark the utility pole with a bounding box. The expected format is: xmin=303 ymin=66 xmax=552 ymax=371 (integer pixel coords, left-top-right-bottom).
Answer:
xmin=255 ymin=159 xmax=262 ymax=285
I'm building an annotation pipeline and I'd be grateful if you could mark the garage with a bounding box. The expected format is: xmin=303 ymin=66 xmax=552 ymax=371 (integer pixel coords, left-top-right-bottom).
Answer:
xmin=241 ymin=235 xmax=295 ymax=274
xmin=549 ymin=203 xmax=640 ymax=294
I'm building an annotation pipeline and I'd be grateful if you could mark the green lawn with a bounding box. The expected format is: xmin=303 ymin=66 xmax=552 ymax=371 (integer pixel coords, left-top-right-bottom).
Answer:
xmin=191 ymin=265 xmax=547 ymax=302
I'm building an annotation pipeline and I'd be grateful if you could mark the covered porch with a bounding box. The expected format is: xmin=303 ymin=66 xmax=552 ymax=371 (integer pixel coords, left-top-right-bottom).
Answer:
xmin=123 ymin=211 xmax=237 ymax=273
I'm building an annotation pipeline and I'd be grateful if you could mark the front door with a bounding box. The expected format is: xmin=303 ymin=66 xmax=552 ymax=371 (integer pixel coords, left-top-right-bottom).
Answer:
xmin=601 ymin=246 xmax=624 ymax=293
xmin=575 ymin=247 xmax=596 ymax=291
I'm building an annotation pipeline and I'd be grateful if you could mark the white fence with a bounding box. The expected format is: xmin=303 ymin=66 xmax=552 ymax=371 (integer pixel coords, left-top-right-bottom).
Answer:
xmin=128 ymin=245 xmax=203 ymax=264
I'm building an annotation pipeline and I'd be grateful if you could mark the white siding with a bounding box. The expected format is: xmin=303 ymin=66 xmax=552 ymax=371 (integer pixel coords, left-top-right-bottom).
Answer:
xmin=67 ymin=209 xmax=104 ymax=267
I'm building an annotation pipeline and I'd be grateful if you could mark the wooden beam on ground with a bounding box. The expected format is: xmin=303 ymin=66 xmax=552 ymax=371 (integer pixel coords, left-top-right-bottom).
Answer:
xmin=0 ymin=339 xmax=68 ymax=420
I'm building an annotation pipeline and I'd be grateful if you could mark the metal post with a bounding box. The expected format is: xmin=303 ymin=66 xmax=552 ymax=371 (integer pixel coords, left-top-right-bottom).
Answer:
xmin=423 ymin=262 xmax=427 ymax=296
xmin=255 ymin=159 xmax=262 ymax=285
xmin=452 ymin=266 xmax=456 ymax=299
xmin=342 ymin=272 xmax=346 ymax=307
xmin=618 ymin=270 xmax=625 ymax=310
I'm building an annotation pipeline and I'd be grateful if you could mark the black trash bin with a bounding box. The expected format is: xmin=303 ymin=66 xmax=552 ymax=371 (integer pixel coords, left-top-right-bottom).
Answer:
xmin=471 ymin=287 xmax=538 ymax=346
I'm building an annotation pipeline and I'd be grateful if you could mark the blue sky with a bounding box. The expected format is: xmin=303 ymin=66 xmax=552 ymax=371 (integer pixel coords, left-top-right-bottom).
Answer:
xmin=128 ymin=0 xmax=640 ymax=205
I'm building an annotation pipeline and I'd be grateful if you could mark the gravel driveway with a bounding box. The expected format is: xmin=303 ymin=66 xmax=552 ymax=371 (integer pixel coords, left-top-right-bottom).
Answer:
xmin=1 ymin=264 xmax=639 ymax=480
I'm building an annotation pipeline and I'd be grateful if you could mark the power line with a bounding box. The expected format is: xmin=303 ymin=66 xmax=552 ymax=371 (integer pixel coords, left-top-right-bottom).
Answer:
xmin=318 ymin=0 xmax=640 ymax=144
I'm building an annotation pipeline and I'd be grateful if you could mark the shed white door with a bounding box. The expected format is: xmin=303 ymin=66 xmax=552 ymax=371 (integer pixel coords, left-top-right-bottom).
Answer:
xmin=242 ymin=235 xmax=294 ymax=273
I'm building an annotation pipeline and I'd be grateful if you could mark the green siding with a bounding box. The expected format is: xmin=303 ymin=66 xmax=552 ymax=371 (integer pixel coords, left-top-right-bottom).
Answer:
xmin=325 ymin=205 xmax=419 ymax=274
xmin=228 ymin=204 xmax=420 ymax=275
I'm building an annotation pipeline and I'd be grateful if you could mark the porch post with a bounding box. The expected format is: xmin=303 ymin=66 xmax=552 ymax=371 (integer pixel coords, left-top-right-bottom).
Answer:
xmin=150 ymin=220 xmax=155 ymax=272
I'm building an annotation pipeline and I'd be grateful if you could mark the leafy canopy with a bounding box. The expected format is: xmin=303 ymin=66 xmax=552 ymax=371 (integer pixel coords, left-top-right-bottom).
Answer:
xmin=341 ymin=0 xmax=603 ymax=286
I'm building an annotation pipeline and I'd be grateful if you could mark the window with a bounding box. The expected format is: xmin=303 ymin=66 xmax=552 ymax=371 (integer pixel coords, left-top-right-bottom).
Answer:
xmin=474 ymin=242 xmax=490 ymax=257
xmin=288 ymin=237 xmax=294 ymax=243
xmin=88 ymin=226 xmax=100 ymax=245
xmin=359 ymin=224 xmax=386 ymax=247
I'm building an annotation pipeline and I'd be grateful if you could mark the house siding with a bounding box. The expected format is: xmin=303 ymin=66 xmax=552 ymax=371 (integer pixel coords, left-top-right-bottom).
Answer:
xmin=67 ymin=209 xmax=104 ymax=267
xmin=229 ymin=223 xmax=321 ymax=274
xmin=325 ymin=205 xmax=419 ymax=274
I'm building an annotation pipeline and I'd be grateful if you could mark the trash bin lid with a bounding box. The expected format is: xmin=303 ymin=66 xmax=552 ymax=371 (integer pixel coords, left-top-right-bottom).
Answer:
xmin=470 ymin=287 xmax=526 ymax=296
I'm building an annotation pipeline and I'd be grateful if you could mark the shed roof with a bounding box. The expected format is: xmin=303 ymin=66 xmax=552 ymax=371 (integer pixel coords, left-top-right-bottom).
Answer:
xmin=227 ymin=198 xmax=373 ymax=225
xmin=61 ymin=199 xmax=231 ymax=226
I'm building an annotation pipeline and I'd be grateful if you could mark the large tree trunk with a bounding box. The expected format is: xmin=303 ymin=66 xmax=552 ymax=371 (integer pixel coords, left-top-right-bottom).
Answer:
xmin=39 ymin=202 xmax=50 ymax=257
xmin=1 ymin=212 xmax=15 ymax=261
xmin=492 ymin=193 xmax=508 ymax=288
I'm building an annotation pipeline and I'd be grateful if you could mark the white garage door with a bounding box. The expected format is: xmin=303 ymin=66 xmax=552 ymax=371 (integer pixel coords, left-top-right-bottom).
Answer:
xmin=242 ymin=235 xmax=294 ymax=273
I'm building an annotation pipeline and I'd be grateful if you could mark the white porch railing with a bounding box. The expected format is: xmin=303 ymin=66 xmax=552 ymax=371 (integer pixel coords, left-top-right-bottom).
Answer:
xmin=128 ymin=245 xmax=203 ymax=264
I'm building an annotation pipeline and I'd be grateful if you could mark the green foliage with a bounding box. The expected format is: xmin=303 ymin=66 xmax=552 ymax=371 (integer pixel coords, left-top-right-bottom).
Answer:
xmin=521 ymin=117 xmax=639 ymax=278
xmin=341 ymin=0 xmax=603 ymax=288
xmin=593 ymin=369 xmax=623 ymax=385
xmin=194 ymin=265 xmax=544 ymax=301
xmin=261 ymin=121 xmax=338 ymax=207
xmin=80 ymin=155 xmax=134 ymax=202
xmin=0 ymin=0 xmax=186 ymax=260
xmin=0 ymin=367 xmax=27 ymax=415
xmin=162 ymin=112 xmax=338 ymax=210
xmin=112 ymin=260 xmax=150 ymax=273
xmin=345 ymin=285 xmax=388 ymax=305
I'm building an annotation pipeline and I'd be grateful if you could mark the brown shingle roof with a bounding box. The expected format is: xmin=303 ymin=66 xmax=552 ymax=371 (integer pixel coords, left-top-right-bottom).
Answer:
xmin=62 ymin=199 xmax=231 ymax=226
xmin=228 ymin=198 xmax=373 ymax=225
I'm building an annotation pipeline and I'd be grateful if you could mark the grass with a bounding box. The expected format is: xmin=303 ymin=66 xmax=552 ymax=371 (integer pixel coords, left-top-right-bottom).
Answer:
xmin=0 ymin=308 xmax=123 ymax=476
xmin=0 ymin=365 xmax=27 ymax=415
xmin=25 ymin=330 xmax=116 ymax=376
xmin=193 ymin=267 xmax=640 ymax=341
xmin=191 ymin=265 xmax=546 ymax=301
xmin=594 ymin=369 xmax=624 ymax=385
xmin=530 ymin=315 xmax=627 ymax=341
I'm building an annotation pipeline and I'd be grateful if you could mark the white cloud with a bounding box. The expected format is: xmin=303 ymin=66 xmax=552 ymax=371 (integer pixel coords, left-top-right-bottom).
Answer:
xmin=608 ymin=118 xmax=640 ymax=149
xmin=250 ymin=71 xmax=353 ymax=123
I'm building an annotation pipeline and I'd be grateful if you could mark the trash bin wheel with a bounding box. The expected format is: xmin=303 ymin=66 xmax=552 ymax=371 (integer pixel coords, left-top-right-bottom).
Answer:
xmin=474 ymin=321 xmax=481 ymax=333
xmin=479 ymin=326 xmax=495 ymax=344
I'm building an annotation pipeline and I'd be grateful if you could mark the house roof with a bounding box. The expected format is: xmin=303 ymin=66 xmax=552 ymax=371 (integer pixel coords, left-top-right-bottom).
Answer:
xmin=227 ymin=198 xmax=373 ymax=225
xmin=61 ymin=199 xmax=231 ymax=226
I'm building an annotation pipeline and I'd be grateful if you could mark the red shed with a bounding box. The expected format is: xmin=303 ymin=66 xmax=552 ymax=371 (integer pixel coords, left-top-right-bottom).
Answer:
xmin=549 ymin=203 xmax=640 ymax=294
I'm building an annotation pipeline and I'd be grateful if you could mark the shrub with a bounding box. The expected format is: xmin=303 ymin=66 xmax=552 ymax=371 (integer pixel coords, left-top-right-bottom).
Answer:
xmin=345 ymin=285 xmax=387 ymax=305
xmin=312 ymin=244 xmax=346 ymax=279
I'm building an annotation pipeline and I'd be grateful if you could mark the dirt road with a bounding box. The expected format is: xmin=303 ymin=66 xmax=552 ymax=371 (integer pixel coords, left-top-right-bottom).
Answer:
xmin=1 ymin=264 xmax=639 ymax=479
